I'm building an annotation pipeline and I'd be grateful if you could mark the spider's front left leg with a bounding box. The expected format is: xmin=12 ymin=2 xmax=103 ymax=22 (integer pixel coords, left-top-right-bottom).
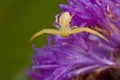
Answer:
xmin=70 ymin=27 xmax=109 ymax=42
xmin=54 ymin=14 xmax=60 ymax=29
xmin=29 ymin=29 xmax=60 ymax=43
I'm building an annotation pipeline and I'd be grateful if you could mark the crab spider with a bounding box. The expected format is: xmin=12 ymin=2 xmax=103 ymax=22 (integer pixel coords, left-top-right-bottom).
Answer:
xmin=29 ymin=12 xmax=109 ymax=43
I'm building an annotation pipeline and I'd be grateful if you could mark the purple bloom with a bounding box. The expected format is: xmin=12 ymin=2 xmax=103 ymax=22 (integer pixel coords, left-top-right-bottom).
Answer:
xmin=27 ymin=39 xmax=115 ymax=80
xmin=27 ymin=0 xmax=120 ymax=80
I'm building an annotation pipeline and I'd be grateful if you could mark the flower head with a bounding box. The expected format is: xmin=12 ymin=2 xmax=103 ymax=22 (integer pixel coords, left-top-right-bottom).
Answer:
xmin=27 ymin=0 xmax=120 ymax=80
xmin=27 ymin=38 xmax=115 ymax=80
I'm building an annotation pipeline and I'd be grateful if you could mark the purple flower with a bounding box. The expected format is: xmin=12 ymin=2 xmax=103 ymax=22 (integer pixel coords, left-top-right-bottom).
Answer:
xmin=27 ymin=40 xmax=115 ymax=80
xmin=27 ymin=34 xmax=116 ymax=80
xmin=27 ymin=0 xmax=120 ymax=80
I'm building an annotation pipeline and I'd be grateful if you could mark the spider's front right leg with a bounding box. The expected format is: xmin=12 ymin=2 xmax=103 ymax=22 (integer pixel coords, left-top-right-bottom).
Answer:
xmin=70 ymin=27 xmax=109 ymax=42
xmin=29 ymin=29 xmax=60 ymax=44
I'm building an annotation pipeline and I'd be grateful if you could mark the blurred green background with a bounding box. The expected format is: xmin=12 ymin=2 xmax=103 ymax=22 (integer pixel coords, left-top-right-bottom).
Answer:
xmin=0 ymin=0 xmax=66 ymax=80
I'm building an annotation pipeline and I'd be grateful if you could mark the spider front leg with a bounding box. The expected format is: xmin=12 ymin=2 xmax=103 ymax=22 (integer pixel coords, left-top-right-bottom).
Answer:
xmin=55 ymin=14 xmax=59 ymax=24
xmin=29 ymin=29 xmax=60 ymax=44
xmin=70 ymin=27 xmax=109 ymax=42
xmin=54 ymin=14 xmax=60 ymax=29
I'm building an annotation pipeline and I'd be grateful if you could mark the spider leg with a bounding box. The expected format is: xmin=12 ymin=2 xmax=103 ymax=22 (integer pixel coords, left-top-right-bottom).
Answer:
xmin=55 ymin=14 xmax=59 ymax=24
xmin=54 ymin=14 xmax=60 ymax=29
xmin=70 ymin=27 xmax=109 ymax=42
xmin=29 ymin=29 xmax=60 ymax=44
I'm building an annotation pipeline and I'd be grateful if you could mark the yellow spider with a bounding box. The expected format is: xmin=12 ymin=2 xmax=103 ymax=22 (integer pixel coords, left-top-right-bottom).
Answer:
xmin=29 ymin=12 xmax=109 ymax=43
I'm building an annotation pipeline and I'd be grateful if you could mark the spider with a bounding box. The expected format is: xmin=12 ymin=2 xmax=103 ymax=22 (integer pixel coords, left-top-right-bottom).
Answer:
xmin=29 ymin=12 xmax=109 ymax=43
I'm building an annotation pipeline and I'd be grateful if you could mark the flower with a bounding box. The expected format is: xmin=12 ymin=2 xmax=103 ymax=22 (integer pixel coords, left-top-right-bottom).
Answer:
xmin=27 ymin=0 xmax=120 ymax=80
xmin=27 ymin=37 xmax=115 ymax=80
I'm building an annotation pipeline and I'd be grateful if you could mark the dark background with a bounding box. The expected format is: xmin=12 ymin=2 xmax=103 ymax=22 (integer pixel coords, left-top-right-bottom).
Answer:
xmin=0 ymin=0 xmax=66 ymax=80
